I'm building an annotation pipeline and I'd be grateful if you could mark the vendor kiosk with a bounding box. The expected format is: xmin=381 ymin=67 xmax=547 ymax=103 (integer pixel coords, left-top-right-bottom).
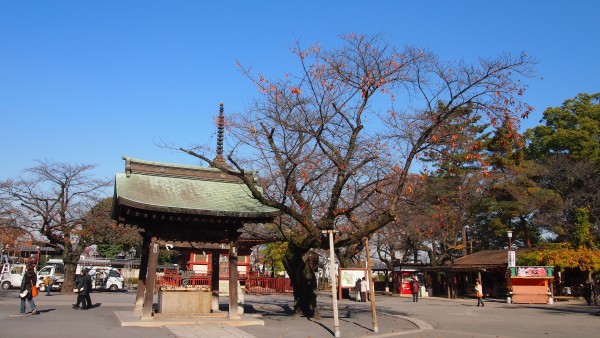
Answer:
xmin=509 ymin=266 xmax=554 ymax=304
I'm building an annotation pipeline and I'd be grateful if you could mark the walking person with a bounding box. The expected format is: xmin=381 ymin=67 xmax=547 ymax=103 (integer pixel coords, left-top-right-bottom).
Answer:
xmin=475 ymin=280 xmax=484 ymax=307
xmin=451 ymin=275 xmax=458 ymax=299
xmin=83 ymin=268 xmax=93 ymax=309
xmin=411 ymin=276 xmax=420 ymax=302
xmin=361 ymin=277 xmax=369 ymax=302
xmin=19 ymin=264 xmax=37 ymax=315
xmin=355 ymin=278 xmax=362 ymax=302
xmin=73 ymin=270 xmax=87 ymax=309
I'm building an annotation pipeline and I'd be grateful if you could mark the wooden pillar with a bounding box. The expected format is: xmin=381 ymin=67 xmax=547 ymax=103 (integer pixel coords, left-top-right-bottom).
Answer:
xmin=364 ymin=238 xmax=378 ymax=333
xmin=211 ymin=251 xmax=220 ymax=312
xmin=134 ymin=233 xmax=150 ymax=314
xmin=228 ymin=243 xmax=239 ymax=319
xmin=179 ymin=249 xmax=191 ymax=270
xmin=142 ymin=236 xmax=159 ymax=318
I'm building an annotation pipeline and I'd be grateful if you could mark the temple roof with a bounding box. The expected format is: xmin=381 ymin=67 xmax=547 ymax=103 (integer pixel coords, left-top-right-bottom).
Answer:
xmin=451 ymin=248 xmax=535 ymax=267
xmin=420 ymin=248 xmax=537 ymax=272
xmin=112 ymin=157 xmax=279 ymax=220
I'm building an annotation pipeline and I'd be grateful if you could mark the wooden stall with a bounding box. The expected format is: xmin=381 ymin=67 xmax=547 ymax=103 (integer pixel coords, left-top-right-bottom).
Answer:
xmin=509 ymin=266 xmax=554 ymax=304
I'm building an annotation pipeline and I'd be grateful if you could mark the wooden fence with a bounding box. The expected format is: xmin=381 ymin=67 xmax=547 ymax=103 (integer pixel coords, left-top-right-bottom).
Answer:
xmin=245 ymin=276 xmax=293 ymax=295
xmin=157 ymin=269 xmax=293 ymax=295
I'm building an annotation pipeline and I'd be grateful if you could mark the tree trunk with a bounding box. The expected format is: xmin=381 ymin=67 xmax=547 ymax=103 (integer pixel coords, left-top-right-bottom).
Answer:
xmin=461 ymin=226 xmax=468 ymax=256
xmin=60 ymin=248 xmax=80 ymax=294
xmin=520 ymin=216 xmax=532 ymax=247
xmin=430 ymin=238 xmax=437 ymax=266
xmin=283 ymin=242 xmax=320 ymax=319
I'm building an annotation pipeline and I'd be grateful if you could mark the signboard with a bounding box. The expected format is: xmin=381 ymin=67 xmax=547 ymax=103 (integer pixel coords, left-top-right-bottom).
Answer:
xmin=508 ymin=250 xmax=516 ymax=268
xmin=339 ymin=269 xmax=367 ymax=288
xmin=509 ymin=266 xmax=554 ymax=278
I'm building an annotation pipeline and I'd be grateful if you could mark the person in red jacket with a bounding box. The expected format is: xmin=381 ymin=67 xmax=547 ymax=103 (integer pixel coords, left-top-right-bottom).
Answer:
xmin=410 ymin=276 xmax=420 ymax=302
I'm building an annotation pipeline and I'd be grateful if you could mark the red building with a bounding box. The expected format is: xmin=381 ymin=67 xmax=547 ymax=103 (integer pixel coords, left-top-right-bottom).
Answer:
xmin=183 ymin=251 xmax=251 ymax=280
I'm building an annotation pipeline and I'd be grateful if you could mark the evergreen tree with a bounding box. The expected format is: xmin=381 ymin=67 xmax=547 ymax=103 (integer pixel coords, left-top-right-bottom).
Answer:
xmin=419 ymin=105 xmax=490 ymax=258
xmin=524 ymin=93 xmax=600 ymax=246
xmin=484 ymin=116 xmax=562 ymax=248
xmin=525 ymin=93 xmax=600 ymax=164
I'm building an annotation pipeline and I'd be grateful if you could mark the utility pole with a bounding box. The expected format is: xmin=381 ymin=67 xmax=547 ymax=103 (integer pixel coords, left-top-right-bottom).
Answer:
xmin=322 ymin=230 xmax=340 ymax=338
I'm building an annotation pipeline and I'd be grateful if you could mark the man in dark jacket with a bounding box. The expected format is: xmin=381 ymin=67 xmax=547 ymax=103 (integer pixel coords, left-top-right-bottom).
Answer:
xmin=83 ymin=269 xmax=93 ymax=309
xmin=355 ymin=278 xmax=362 ymax=302
xmin=73 ymin=270 xmax=87 ymax=309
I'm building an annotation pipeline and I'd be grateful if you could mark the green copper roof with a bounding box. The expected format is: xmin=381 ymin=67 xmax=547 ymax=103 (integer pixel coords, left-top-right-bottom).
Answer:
xmin=113 ymin=157 xmax=279 ymax=219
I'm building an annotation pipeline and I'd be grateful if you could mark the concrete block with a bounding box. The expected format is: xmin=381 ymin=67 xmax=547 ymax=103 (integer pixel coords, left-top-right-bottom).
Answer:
xmin=158 ymin=289 xmax=212 ymax=314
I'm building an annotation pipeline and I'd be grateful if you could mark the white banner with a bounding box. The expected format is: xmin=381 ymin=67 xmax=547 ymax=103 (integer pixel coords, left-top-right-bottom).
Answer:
xmin=508 ymin=251 xmax=516 ymax=268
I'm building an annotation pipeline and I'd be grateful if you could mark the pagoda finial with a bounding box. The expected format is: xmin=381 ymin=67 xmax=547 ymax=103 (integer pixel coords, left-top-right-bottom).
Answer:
xmin=213 ymin=102 xmax=226 ymax=167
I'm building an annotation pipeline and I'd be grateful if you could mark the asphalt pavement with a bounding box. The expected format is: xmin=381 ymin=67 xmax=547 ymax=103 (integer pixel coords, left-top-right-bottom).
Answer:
xmin=0 ymin=288 xmax=598 ymax=338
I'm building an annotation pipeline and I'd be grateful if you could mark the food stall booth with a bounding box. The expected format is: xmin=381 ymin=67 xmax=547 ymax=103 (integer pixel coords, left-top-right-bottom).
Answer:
xmin=508 ymin=266 xmax=554 ymax=304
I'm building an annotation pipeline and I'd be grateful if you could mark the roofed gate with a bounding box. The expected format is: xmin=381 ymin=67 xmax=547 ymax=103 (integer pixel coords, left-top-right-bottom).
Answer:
xmin=111 ymin=157 xmax=278 ymax=319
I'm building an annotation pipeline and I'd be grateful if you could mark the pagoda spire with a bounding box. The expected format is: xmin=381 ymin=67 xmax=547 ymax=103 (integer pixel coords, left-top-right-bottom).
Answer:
xmin=213 ymin=102 xmax=226 ymax=167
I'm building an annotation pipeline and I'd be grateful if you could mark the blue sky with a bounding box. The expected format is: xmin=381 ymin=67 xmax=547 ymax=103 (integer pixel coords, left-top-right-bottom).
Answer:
xmin=1 ymin=1 xmax=598 ymax=182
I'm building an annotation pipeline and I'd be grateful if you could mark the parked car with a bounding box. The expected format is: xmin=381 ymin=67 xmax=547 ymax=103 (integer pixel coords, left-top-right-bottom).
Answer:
xmin=86 ymin=266 xmax=125 ymax=291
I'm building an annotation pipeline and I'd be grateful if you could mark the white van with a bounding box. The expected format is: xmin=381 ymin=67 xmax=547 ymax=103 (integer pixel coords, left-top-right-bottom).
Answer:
xmin=36 ymin=264 xmax=65 ymax=291
xmin=86 ymin=266 xmax=124 ymax=291
xmin=1 ymin=264 xmax=29 ymax=290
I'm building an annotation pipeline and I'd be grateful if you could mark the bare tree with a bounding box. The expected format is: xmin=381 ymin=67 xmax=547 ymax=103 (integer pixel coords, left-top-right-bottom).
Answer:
xmin=0 ymin=160 xmax=110 ymax=292
xmin=373 ymin=220 xmax=411 ymax=270
xmin=1 ymin=193 xmax=30 ymax=253
xmin=181 ymin=34 xmax=535 ymax=317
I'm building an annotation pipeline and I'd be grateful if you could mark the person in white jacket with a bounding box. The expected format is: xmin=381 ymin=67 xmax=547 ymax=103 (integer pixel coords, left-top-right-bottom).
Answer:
xmin=361 ymin=277 xmax=368 ymax=302
xmin=475 ymin=280 xmax=484 ymax=307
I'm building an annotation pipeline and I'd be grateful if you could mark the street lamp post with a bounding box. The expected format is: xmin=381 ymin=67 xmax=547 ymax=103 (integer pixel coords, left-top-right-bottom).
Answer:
xmin=507 ymin=231 xmax=515 ymax=304
xmin=127 ymin=247 xmax=136 ymax=289
xmin=507 ymin=231 xmax=515 ymax=267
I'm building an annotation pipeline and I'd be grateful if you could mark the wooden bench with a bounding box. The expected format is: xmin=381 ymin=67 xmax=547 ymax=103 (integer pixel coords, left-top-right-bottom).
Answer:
xmin=553 ymin=296 xmax=575 ymax=301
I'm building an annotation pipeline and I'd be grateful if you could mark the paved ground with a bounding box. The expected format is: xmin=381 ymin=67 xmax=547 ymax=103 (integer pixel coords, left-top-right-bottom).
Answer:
xmin=0 ymin=288 xmax=598 ymax=337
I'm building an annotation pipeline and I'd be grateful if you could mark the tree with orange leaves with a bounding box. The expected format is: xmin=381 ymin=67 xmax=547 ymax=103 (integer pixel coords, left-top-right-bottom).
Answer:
xmin=181 ymin=34 xmax=536 ymax=318
xmin=1 ymin=196 xmax=27 ymax=242
xmin=481 ymin=116 xmax=563 ymax=249
xmin=416 ymin=104 xmax=491 ymax=259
